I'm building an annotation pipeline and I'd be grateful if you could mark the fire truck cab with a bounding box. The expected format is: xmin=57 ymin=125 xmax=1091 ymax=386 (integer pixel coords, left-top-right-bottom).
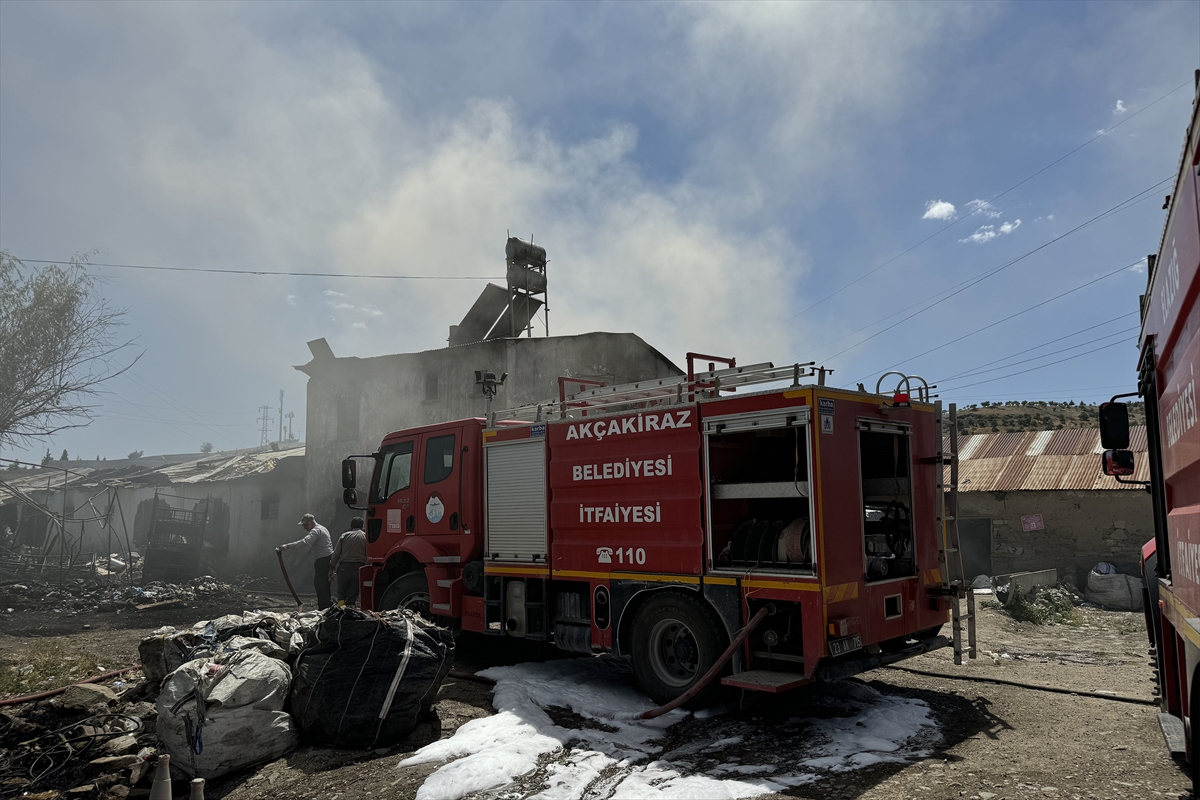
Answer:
xmin=345 ymin=361 xmax=964 ymax=704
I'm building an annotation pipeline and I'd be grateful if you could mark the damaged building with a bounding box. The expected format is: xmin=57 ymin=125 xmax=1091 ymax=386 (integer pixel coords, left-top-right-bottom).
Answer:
xmin=296 ymin=332 xmax=683 ymax=531
xmin=296 ymin=235 xmax=684 ymax=530
xmin=0 ymin=445 xmax=306 ymax=580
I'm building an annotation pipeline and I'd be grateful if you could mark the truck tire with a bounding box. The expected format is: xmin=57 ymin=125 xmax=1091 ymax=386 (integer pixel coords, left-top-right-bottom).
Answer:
xmin=630 ymin=591 xmax=726 ymax=707
xmin=377 ymin=570 xmax=430 ymax=618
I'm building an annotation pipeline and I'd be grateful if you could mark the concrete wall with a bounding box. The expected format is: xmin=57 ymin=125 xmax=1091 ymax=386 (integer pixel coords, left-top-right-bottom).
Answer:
xmin=957 ymin=489 xmax=1153 ymax=583
xmin=299 ymin=332 xmax=683 ymax=531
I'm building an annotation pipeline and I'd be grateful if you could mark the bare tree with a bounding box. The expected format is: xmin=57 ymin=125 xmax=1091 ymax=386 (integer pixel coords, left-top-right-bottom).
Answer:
xmin=0 ymin=252 xmax=137 ymax=448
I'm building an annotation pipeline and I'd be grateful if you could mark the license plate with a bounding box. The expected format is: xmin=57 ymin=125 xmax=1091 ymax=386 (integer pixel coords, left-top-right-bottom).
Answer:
xmin=829 ymin=634 xmax=862 ymax=657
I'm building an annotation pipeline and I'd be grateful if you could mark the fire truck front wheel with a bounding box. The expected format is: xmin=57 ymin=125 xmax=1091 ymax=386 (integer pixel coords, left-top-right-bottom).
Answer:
xmin=377 ymin=570 xmax=431 ymax=618
xmin=631 ymin=592 xmax=726 ymax=706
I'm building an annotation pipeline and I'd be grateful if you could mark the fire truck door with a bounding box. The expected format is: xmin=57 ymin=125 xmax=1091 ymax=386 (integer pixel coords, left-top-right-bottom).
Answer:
xmin=373 ymin=439 xmax=416 ymax=537
xmin=416 ymin=428 xmax=464 ymax=535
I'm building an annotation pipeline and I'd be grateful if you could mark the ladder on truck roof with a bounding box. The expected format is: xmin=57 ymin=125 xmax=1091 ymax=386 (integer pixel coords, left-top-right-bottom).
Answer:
xmin=491 ymin=361 xmax=824 ymax=424
xmin=936 ymin=402 xmax=976 ymax=664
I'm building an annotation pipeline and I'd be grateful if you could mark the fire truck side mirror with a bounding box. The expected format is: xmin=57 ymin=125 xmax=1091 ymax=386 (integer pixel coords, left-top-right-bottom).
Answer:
xmin=1101 ymin=449 xmax=1135 ymax=477
xmin=1099 ymin=402 xmax=1130 ymax=449
xmin=341 ymin=459 xmax=357 ymax=489
xmin=343 ymin=487 xmax=359 ymax=506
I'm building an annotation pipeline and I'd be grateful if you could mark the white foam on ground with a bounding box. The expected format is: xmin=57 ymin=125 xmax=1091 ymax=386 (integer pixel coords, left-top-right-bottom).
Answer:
xmin=400 ymin=656 xmax=935 ymax=800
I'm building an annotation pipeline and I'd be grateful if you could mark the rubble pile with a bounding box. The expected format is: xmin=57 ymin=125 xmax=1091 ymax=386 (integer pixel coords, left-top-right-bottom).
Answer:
xmin=0 ymin=576 xmax=245 ymax=616
xmin=1001 ymin=584 xmax=1083 ymax=625
xmin=0 ymin=681 xmax=159 ymax=799
xmin=0 ymin=606 xmax=455 ymax=799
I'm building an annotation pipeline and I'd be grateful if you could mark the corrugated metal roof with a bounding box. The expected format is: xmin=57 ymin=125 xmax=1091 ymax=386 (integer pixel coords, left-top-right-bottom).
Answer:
xmin=0 ymin=446 xmax=304 ymax=504
xmin=955 ymin=426 xmax=1148 ymax=492
xmin=980 ymin=431 xmax=1031 ymax=459
xmin=1042 ymin=428 xmax=1090 ymax=456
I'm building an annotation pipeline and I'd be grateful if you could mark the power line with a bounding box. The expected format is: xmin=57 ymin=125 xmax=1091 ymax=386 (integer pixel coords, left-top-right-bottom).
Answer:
xmin=93 ymin=412 xmax=258 ymax=428
xmin=809 ymin=179 xmax=1163 ymax=360
xmin=858 ymin=257 xmax=1147 ymax=382
xmin=938 ymin=312 xmax=1138 ymax=382
xmin=787 ymin=78 xmax=1191 ymax=320
xmin=12 ymin=258 xmax=503 ymax=281
xmin=938 ymin=339 xmax=1130 ymax=391
xmin=124 ymin=372 xmax=249 ymax=448
xmin=822 ymin=176 xmax=1170 ymax=365
xmin=937 ymin=325 xmax=1138 ymax=384
xmin=104 ymin=389 xmax=221 ymax=446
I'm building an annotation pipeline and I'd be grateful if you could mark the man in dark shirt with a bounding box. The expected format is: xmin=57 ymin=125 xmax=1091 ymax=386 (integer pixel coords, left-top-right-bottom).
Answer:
xmin=330 ymin=517 xmax=368 ymax=607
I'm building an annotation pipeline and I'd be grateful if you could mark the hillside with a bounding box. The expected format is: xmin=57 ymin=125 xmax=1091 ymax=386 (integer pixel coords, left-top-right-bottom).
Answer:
xmin=953 ymin=401 xmax=1146 ymax=436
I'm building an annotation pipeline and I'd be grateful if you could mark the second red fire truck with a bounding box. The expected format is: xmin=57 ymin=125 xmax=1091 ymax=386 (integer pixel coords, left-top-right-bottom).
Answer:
xmin=344 ymin=360 xmax=973 ymax=704
xmin=1100 ymin=71 xmax=1200 ymax=789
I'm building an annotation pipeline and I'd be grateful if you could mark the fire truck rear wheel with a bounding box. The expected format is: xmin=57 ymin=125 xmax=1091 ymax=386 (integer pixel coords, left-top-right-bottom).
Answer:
xmin=378 ymin=570 xmax=431 ymax=618
xmin=631 ymin=592 xmax=726 ymax=707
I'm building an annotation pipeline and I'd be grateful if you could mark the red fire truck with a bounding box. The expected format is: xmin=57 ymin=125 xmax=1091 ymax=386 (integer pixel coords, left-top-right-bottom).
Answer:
xmin=1100 ymin=72 xmax=1200 ymax=786
xmin=343 ymin=360 xmax=972 ymax=704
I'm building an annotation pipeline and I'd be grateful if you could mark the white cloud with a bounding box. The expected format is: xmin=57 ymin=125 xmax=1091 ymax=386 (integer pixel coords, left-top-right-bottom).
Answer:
xmin=1113 ymin=99 xmax=1128 ymax=115
xmin=959 ymin=218 xmax=1021 ymax=244
xmin=351 ymin=321 xmax=368 ymax=330
xmin=1131 ymin=257 xmax=1147 ymax=274
xmin=965 ymin=199 xmax=1001 ymax=219
xmin=323 ymin=290 xmax=348 ymax=298
xmin=922 ymin=200 xmax=956 ymax=220
xmin=286 ymin=294 xmax=296 ymax=306
xmin=961 ymin=226 xmax=997 ymax=244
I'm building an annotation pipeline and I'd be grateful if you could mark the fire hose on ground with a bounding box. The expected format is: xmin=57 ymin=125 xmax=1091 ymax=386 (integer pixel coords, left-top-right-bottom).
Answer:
xmin=275 ymin=548 xmax=304 ymax=612
xmin=0 ymin=667 xmax=139 ymax=708
xmin=881 ymin=664 xmax=1158 ymax=706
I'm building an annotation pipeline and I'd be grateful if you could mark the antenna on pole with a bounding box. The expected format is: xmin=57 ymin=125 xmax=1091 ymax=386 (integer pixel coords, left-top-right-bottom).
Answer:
xmin=257 ymin=405 xmax=274 ymax=447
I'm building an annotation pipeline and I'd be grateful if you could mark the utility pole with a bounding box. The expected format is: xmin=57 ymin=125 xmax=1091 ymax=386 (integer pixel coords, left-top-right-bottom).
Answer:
xmin=257 ymin=405 xmax=273 ymax=447
xmin=285 ymin=411 xmax=295 ymax=442
xmin=278 ymin=390 xmax=284 ymax=443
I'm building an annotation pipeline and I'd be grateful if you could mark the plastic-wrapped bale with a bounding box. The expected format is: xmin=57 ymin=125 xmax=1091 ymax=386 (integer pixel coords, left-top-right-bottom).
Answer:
xmin=1084 ymin=569 xmax=1144 ymax=611
xmin=290 ymin=607 xmax=455 ymax=748
xmin=157 ymin=649 xmax=299 ymax=778
xmin=139 ymin=628 xmax=207 ymax=686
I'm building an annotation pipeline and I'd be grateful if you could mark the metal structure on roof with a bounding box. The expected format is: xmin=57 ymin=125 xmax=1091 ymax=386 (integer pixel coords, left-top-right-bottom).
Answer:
xmin=951 ymin=426 xmax=1148 ymax=492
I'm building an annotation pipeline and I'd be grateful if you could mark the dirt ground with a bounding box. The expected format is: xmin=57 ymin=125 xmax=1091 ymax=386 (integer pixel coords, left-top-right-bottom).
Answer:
xmin=0 ymin=590 xmax=1190 ymax=800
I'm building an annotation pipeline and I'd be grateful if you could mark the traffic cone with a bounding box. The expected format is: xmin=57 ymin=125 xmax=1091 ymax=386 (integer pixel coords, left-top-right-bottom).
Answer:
xmin=188 ymin=777 xmax=205 ymax=799
xmin=149 ymin=753 xmax=173 ymax=800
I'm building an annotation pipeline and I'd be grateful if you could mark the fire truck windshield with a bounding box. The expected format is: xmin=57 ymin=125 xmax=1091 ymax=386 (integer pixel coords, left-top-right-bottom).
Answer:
xmin=370 ymin=442 xmax=413 ymax=504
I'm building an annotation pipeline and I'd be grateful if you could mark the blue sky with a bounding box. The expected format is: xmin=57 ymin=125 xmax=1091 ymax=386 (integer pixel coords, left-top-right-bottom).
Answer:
xmin=1 ymin=1 xmax=1198 ymax=461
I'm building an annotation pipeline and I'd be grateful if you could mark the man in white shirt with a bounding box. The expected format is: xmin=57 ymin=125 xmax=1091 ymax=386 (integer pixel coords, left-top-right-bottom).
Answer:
xmin=278 ymin=513 xmax=334 ymax=610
